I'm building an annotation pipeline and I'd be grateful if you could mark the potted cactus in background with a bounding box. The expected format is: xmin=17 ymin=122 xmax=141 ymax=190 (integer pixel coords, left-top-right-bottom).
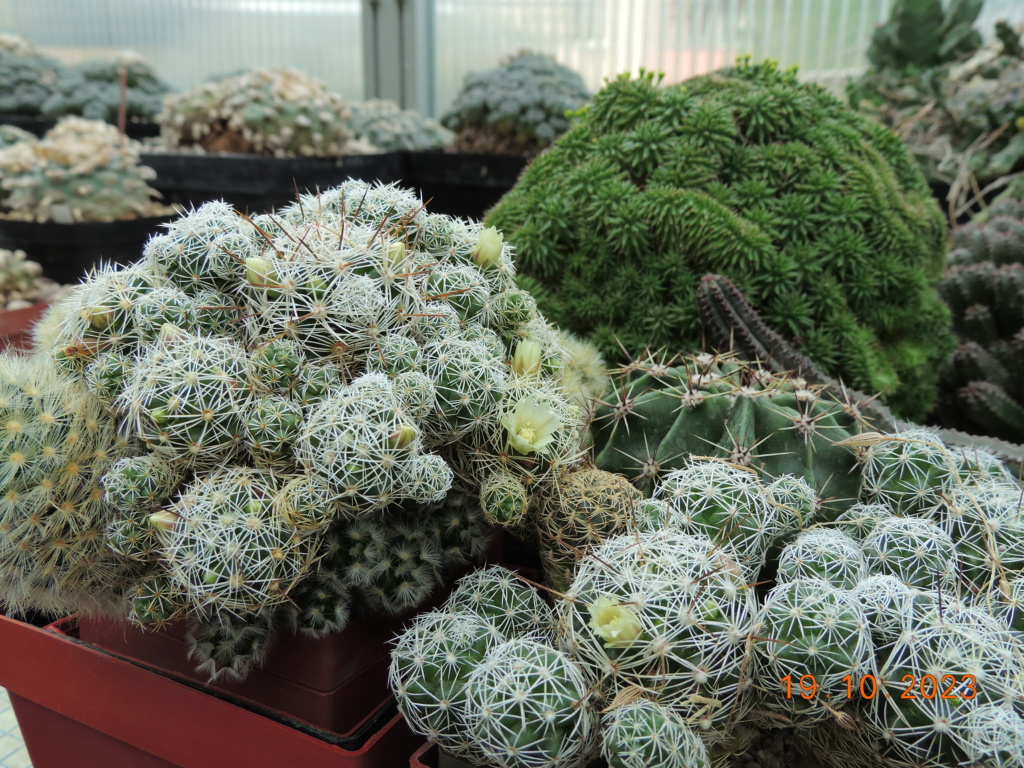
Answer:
xmin=404 ymin=51 xmax=592 ymax=219
xmin=0 ymin=116 xmax=174 ymax=282
xmin=145 ymin=67 xmax=403 ymax=213
xmin=0 ymin=177 xmax=588 ymax=766
xmin=0 ymin=247 xmax=65 ymax=350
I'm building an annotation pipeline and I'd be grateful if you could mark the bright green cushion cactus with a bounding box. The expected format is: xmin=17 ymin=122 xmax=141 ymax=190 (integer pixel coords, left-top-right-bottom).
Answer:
xmin=487 ymin=58 xmax=953 ymax=421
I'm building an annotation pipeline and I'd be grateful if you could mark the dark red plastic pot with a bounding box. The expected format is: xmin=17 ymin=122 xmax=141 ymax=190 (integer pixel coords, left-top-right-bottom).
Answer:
xmin=0 ymin=612 xmax=419 ymax=768
xmin=0 ymin=299 xmax=47 ymax=351
xmin=72 ymin=613 xmax=401 ymax=735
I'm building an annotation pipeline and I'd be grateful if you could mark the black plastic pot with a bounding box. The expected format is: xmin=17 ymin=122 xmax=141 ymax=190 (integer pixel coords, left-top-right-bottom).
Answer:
xmin=399 ymin=151 xmax=530 ymax=220
xmin=0 ymin=113 xmax=160 ymax=140
xmin=141 ymin=151 xmax=406 ymax=214
xmin=0 ymin=215 xmax=173 ymax=284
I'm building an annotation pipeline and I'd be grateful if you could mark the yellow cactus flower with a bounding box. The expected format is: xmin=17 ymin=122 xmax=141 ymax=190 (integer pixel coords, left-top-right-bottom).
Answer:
xmin=501 ymin=396 xmax=562 ymax=455
xmin=588 ymin=596 xmax=642 ymax=647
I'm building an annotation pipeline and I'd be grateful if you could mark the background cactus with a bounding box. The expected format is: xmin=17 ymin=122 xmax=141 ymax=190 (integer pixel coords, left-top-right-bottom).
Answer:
xmin=850 ymin=15 xmax=1024 ymax=212
xmin=488 ymin=58 xmax=953 ymax=421
xmin=0 ymin=248 xmax=63 ymax=310
xmin=15 ymin=178 xmax=581 ymax=679
xmin=0 ymin=34 xmax=65 ymax=115
xmin=440 ymin=51 xmax=591 ymax=155
xmin=349 ymin=98 xmax=454 ymax=151
xmin=41 ymin=52 xmax=171 ymax=123
xmin=0 ymin=353 xmax=137 ymax=617
xmin=0 ymin=117 xmax=164 ymax=222
xmin=157 ymin=67 xmax=356 ymax=157
xmin=936 ymin=196 xmax=1024 ymax=442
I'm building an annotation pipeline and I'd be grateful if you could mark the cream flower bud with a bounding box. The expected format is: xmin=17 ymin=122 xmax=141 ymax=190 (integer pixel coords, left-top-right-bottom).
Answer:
xmin=471 ymin=226 xmax=503 ymax=269
xmin=588 ymin=596 xmax=642 ymax=647
xmin=245 ymin=257 xmax=278 ymax=289
xmin=86 ymin=305 xmax=115 ymax=330
xmin=387 ymin=424 xmax=418 ymax=450
xmin=511 ymin=339 xmax=543 ymax=377
xmin=149 ymin=510 xmax=181 ymax=531
xmin=500 ymin=396 xmax=562 ymax=455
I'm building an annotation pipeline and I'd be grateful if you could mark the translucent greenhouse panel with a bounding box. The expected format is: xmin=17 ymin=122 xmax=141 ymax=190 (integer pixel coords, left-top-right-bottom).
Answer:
xmin=0 ymin=0 xmax=365 ymax=99
xmin=433 ymin=0 xmax=1024 ymax=115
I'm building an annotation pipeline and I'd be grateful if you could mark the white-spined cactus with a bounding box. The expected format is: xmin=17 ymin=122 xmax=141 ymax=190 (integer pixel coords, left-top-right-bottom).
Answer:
xmin=17 ymin=177 xmax=582 ymax=680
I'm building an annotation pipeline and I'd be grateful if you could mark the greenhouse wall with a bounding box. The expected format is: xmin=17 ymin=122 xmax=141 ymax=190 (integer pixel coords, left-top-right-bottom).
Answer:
xmin=1 ymin=0 xmax=1022 ymax=116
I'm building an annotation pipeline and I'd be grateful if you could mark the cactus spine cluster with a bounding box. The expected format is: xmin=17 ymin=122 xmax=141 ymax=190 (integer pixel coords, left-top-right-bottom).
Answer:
xmin=5 ymin=178 xmax=581 ymax=680
xmin=0 ymin=117 xmax=163 ymax=222
xmin=936 ymin=196 xmax=1024 ymax=442
xmin=158 ymin=68 xmax=355 ymax=157
xmin=487 ymin=58 xmax=953 ymax=421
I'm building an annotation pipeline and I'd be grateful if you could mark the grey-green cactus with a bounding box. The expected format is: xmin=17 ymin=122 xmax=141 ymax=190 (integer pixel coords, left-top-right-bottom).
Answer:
xmin=441 ymin=51 xmax=591 ymax=154
xmin=158 ymin=68 xmax=355 ymax=157
xmin=41 ymin=53 xmax=171 ymax=123
xmin=0 ymin=117 xmax=163 ymax=222
xmin=349 ymin=99 xmax=454 ymax=151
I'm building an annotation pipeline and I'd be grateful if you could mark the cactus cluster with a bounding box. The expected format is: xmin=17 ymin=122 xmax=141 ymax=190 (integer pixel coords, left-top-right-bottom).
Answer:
xmin=4 ymin=178 xmax=581 ymax=679
xmin=0 ymin=248 xmax=62 ymax=310
xmin=157 ymin=68 xmax=356 ymax=157
xmin=441 ymin=51 xmax=591 ymax=155
xmin=349 ymin=99 xmax=454 ymax=152
xmin=487 ymin=58 xmax=953 ymax=421
xmin=850 ymin=14 xmax=1024 ymax=206
xmin=936 ymin=196 xmax=1024 ymax=442
xmin=41 ymin=53 xmax=171 ymax=123
xmin=0 ymin=117 xmax=164 ymax=222
xmin=0 ymin=33 xmax=65 ymax=115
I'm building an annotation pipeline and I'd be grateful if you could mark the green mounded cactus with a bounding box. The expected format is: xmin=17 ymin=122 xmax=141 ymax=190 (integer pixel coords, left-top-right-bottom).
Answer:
xmin=0 ymin=34 xmax=65 ymax=116
xmin=591 ymin=351 xmax=865 ymax=515
xmin=936 ymin=196 xmax=1024 ymax=442
xmin=14 ymin=178 xmax=582 ymax=679
xmin=349 ymin=99 xmax=454 ymax=151
xmin=158 ymin=67 xmax=355 ymax=157
xmin=441 ymin=51 xmax=591 ymax=155
xmin=488 ymin=58 xmax=953 ymax=421
xmin=0 ymin=117 xmax=163 ymax=222
xmin=864 ymin=0 xmax=983 ymax=71
xmin=41 ymin=53 xmax=171 ymax=123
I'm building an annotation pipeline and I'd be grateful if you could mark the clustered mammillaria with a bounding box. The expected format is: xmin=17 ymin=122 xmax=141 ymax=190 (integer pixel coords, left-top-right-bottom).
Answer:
xmin=11 ymin=178 xmax=584 ymax=678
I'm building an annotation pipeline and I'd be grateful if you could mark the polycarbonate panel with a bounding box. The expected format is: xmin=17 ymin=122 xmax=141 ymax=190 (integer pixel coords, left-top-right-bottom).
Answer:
xmin=433 ymin=0 xmax=1024 ymax=117
xmin=0 ymin=0 xmax=365 ymax=100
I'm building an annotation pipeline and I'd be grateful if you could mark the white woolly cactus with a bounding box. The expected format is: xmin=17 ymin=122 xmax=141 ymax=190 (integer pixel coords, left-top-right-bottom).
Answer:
xmin=158 ymin=67 xmax=356 ymax=157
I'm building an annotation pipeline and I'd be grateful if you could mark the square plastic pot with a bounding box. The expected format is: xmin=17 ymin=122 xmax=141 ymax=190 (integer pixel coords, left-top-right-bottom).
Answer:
xmin=0 ymin=612 xmax=420 ymax=768
xmin=140 ymin=152 xmax=406 ymax=214
xmin=399 ymin=151 xmax=530 ymax=220
xmin=0 ymin=215 xmax=174 ymax=284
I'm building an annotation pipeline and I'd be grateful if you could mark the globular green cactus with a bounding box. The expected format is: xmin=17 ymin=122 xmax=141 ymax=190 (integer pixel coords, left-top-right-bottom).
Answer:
xmin=158 ymin=68 xmax=355 ymax=157
xmin=936 ymin=197 xmax=1024 ymax=442
xmin=601 ymin=697 xmax=710 ymax=768
xmin=349 ymin=99 xmax=454 ymax=151
xmin=41 ymin=53 xmax=171 ymax=123
xmin=557 ymin=529 xmax=757 ymax=742
xmin=441 ymin=564 xmax=554 ymax=639
xmin=0 ymin=352 xmax=136 ymax=617
xmin=464 ymin=637 xmax=599 ymax=768
xmin=775 ymin=528 xmax=868 ymax=589
xmin=185 ymin=611 xmax=276 ymax=682
xmin=488 ymin=58 xmax=953 ymax=421
xmin=591 ymin=351 xmax=865 ymax=515
xmin=441 ymin=51 xmax=591 ymax=155
xmin=0 ymin=117 xmax=163 ymax=222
